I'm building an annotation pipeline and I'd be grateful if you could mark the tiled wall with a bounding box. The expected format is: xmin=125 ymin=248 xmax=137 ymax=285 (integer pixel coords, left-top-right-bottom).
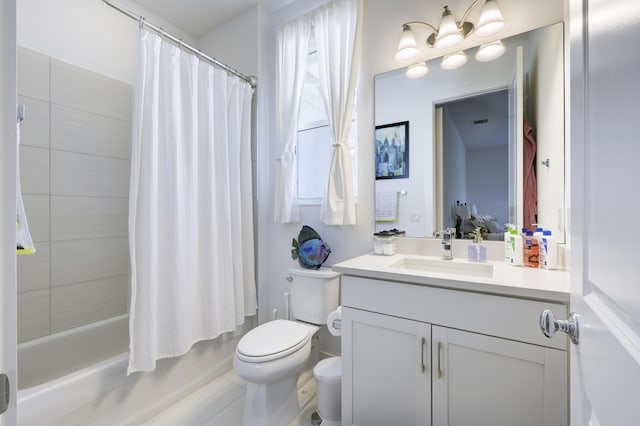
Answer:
xmin=17 ymin=47 xmax=132 ymax=343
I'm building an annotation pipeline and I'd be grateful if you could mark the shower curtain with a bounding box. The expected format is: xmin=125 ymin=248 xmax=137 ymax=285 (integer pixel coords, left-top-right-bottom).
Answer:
xmin=128 ymin=28 xmax=257 ymax=374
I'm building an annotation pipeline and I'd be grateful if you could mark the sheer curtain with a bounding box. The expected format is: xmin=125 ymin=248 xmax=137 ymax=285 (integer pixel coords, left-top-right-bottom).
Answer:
xmin=274 ymin=15 xmax=312 ymax=223
xmin=128 ymin=29 xmax=257 ymax=374
xmin=315 ymin=0 xmax=362 ymax=225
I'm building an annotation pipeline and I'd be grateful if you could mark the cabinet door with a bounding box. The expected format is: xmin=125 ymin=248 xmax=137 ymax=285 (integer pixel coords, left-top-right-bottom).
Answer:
xmin=432 ymin=326 xmax=567 ymax=426
xmin=342 ymin=308 xmax=431 ymax=426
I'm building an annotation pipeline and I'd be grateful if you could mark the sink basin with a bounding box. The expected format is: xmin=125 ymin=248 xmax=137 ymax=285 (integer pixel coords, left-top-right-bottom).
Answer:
xmin=390 ymin=256 xmax=493 ymax=278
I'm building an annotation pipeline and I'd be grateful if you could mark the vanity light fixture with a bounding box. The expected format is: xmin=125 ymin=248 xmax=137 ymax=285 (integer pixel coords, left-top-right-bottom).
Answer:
xmin=441 ymin=51 xmax=468 ymax=70
xmin=475 ymin=39 xmax=507 ymax=62
xmin=394 ymin=0 xmax=507 ymax=63
xmin=406 ymin=61 xmax=430 ymax=78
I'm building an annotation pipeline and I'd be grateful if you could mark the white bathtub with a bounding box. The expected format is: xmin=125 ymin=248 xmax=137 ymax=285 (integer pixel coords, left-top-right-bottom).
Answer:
xmin=17 ymin=314 xmax=252 ymax=425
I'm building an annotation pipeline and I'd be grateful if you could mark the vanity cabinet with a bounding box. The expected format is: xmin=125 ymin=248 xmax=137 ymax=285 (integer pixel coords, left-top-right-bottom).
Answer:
xmin=344 ymin=308 xmax=431 ymax=425
xmin=340 ymin=275 xmax=568 ymax=426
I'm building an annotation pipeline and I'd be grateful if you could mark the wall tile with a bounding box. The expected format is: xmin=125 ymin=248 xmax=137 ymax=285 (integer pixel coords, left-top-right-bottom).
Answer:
xmin=18 ymin=96 xmax=49 ymax=149
xmin=17 ymin=47 xmax=49 ymax=102
xmin=51 ymin=105 xmax=131 ymax=160
xmin=18 ymin=289 xmax=50 ymax=343
xmin=51 ymin=196 xmax=127 ymax=241
xmin=51 ymin=150 xmax=129 ymax=198
xmin=50 ymin=59 xmax=132 ymax=121
xmin=19 ymin=146 xmax=49 ymax=195
xmin=51 ymin=276 xmax=127 ymax=332
xmin=51 ymin=237 xmax=129 ymax=287
xmin=17 ymin=243 xmax=50 ymax=293
xmin=22 ymin=195 xmax=49 ymax=243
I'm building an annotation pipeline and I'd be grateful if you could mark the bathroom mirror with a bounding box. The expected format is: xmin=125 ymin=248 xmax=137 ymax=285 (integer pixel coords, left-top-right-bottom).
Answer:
xmin=374 ymin=23 xmax=565 ymax=242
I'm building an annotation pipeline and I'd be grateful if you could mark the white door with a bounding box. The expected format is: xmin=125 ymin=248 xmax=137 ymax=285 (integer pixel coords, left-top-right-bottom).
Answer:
xmin=568 ymin=0 xmax=640 ymax=424
xmin=0 ymin=0 xmax=18 ymax=424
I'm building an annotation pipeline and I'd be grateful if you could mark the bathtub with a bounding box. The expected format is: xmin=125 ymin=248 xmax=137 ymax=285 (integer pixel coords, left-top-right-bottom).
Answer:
xmin=17 ymin=314 xmax=252 ymax=425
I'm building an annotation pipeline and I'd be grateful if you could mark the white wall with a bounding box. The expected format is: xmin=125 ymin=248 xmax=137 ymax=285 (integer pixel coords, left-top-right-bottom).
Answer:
xmin=17 ymin=0 xmax=196 ymax=84
xmin=466 ymin=145 xmax=509 ymax=225
xmin=198 ymin=7 xmax=259 ymax=77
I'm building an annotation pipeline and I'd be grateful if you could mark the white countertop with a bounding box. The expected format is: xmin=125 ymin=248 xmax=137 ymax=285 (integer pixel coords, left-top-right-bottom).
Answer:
xmin=333 ymin=253 xmax=570 ymax=303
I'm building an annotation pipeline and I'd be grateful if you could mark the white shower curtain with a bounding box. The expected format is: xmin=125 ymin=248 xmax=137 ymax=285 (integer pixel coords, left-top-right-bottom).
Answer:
xmin=128 ymin=29 xmax=257 ymax=374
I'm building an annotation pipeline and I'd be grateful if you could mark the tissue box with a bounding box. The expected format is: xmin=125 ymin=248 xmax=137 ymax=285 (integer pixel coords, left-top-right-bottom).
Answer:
xmin=373 ymin=236 xmax=397 ymax=256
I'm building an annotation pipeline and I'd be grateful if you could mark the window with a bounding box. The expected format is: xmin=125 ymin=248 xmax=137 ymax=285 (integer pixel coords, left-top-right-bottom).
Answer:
xmin=296 ymin=45 xmax=357 ymax=205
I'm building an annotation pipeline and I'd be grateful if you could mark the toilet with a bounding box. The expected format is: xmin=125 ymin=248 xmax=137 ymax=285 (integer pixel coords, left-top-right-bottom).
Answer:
xmin=234 ymin=266 xmax=340 ymax=426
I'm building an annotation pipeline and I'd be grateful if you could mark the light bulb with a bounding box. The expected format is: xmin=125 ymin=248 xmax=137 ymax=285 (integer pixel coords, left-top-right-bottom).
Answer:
xmin=406 ymin=62 xmax=430 ymax=78
xmin=434 ymin=6 xmax=463 ymax=49
xmin=441 ymin=51 xmax=468 ymax=70
xmin=395 ymin=24 xmax=420 ymax=62
xmin=475 ymin=0 xmax=507 ymax=38
xmin=475 ymin=40 xmax=506 ymax=62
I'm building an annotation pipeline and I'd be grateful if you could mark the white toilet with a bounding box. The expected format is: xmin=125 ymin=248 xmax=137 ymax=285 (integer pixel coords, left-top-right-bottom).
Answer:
xmin=234 ymin=266 xmax=340 ymax=426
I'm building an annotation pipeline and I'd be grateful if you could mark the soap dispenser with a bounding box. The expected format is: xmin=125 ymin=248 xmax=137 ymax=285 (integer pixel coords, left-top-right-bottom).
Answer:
xmin=468 ymin=227 xmax=487 ymax=263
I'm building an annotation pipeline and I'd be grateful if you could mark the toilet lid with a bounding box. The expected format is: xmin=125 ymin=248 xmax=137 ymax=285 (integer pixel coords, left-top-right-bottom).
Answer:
xmin=236 ymin=320 xmax=311 ymax=362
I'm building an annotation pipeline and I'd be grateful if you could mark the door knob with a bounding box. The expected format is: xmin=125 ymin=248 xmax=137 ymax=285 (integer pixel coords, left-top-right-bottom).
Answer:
xmin=539 ymin=309 xmax=580 ymax=344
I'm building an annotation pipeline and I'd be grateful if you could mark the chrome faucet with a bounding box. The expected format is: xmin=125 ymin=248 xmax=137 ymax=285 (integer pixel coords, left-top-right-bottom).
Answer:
xmin=434 ymin=227 xmax=456 ymax=260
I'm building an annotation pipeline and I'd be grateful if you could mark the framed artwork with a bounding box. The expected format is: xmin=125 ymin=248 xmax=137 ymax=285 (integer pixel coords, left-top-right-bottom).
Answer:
xmin=375 ymin=121 xmax=409 ymax=179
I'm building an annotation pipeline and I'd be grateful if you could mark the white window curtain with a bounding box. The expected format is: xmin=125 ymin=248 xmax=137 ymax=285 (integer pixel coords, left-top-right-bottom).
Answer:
xmin=128 ymin=29 xmax=257 ymax=374
xmin=315 ymin=0 xmax=362 ymax=225
xmin=274 ymin=16 xmax=312 ymax=223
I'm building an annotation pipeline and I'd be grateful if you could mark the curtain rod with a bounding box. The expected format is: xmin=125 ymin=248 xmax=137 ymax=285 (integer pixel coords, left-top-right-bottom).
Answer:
xmin=101 ymin=0 xmax=257 ymax=88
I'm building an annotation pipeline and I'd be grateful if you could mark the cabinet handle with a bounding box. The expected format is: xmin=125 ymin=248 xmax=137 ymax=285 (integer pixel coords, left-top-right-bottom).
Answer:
xmin=420 ymin=337 xmax=426 ymax=373
xmin=437 ymin=341 xmax=443 ymax=379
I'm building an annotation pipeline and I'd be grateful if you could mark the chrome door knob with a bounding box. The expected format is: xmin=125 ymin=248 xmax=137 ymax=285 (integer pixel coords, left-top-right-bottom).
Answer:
xmin=540 ymin=309 xmax=580 ymax=345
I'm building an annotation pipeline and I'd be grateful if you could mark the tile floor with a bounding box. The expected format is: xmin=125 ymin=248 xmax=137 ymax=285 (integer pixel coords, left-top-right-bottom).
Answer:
xmin=145 ymin=369 xmax=319 ymax=426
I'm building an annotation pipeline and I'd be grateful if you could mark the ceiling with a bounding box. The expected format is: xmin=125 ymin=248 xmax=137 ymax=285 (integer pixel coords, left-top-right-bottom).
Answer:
xmin=130 ymin=0 xmax=289 ymax=38
xmin=442 ymin=90 xmax=509 ymax=150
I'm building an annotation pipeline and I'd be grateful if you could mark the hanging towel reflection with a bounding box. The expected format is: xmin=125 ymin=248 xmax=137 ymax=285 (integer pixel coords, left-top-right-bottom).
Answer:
xmin=375 ymin=191 xmax=398 ymax=222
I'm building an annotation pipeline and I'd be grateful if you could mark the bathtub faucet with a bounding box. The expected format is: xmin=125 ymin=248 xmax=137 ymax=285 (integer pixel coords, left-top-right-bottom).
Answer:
xmin=433 ymin=227 xmax=456 ymax=260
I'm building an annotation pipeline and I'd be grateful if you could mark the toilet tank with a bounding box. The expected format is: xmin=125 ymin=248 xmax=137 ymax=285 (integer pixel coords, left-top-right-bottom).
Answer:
xmin=288 ymin=266 xmax=340 ymax=325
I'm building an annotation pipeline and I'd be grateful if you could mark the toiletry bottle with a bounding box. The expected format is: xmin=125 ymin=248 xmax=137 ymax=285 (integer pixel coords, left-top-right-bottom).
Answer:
xmin=541 ymin=230 xmax=557 ymax=269
xmin=504 ymin=225 xmax=513 ymax=264
xmin=534 ymin=226 xmax=544 ymax=237
xmin=509 ymin=228 xmax=524 ymax=266
xmin=523 ymin=231 xmax=539 ymax=268
xmin=534 ymin=226 xmax=544 ymax=245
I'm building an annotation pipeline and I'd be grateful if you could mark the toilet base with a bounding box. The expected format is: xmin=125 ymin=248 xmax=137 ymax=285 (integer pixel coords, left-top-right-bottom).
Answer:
xmin=243 ymin=375 xmax=299 ymax=426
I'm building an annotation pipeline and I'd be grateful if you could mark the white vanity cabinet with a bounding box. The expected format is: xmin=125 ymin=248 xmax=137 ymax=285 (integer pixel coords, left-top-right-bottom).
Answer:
xmin=344 ymin=308 xmax=432 ymax=425
xmin=340 ymin=274 xmax=568 ymax=426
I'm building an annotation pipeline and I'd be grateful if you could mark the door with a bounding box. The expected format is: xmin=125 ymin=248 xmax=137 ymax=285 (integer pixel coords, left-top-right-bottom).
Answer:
xmin=432 ymin=326 xmax=566 ymax=426
xmin=342 ymin=308 xmax=431 ymax=426
xmin=0 ymin=0 xmax=18 ymax=424
xmin=569 ymin=0 xmax=640 ymax=424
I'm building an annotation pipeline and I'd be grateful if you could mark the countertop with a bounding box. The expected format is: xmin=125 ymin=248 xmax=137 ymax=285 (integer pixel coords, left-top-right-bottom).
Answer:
xmin=332 ymin=253 xmax=570 ymax=303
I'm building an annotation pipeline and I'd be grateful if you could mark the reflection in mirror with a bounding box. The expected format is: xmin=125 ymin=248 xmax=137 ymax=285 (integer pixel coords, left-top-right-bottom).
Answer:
xmin=374 ymin=23 xmax=565 ymax=242
xmin=438 ymin=90 xmax=510 ymax=240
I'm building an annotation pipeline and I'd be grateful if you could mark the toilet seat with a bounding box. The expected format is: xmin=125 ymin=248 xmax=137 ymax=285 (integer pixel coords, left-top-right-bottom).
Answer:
xmin=236 ymin=320 xmax=312 ymax=363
